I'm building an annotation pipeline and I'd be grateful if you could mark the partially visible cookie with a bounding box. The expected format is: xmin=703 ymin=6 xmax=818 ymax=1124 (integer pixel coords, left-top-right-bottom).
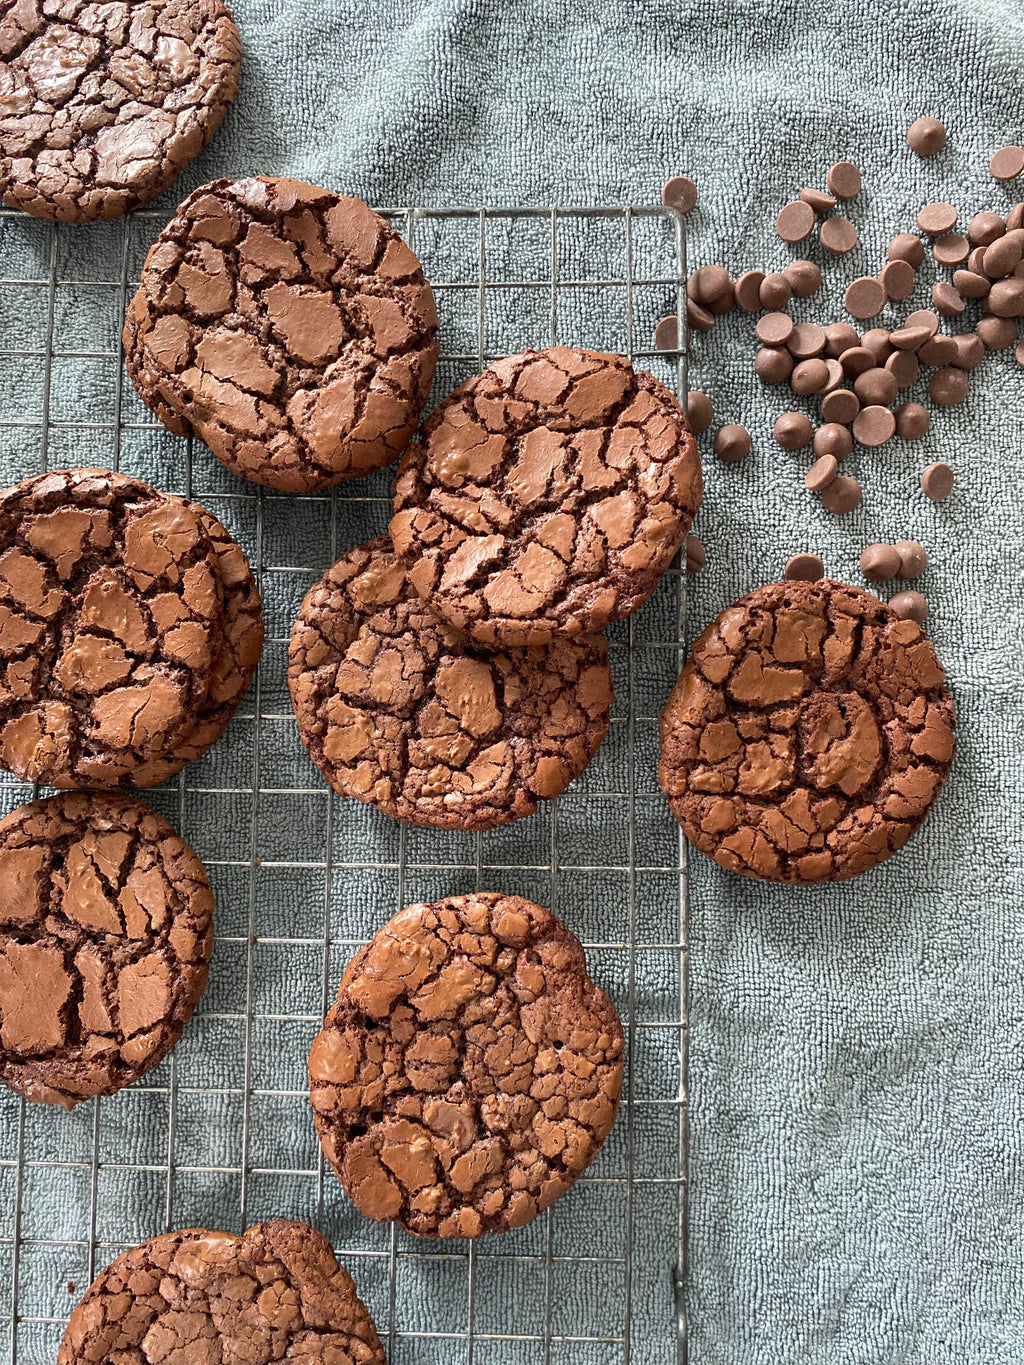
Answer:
xmin=58 ymin=1220 xmax=385 ymax=1364
xmin=659 ymin=579 xmax=956 ymax=883
xmin=123 ymin=176 xmax=440 ymax=492
xmin=288 ymin=537 xmax=613 ymax=829
xmin=0 ymin=792 xmax=213 ymax=1108
xmin=0 ymin=0 xmax=242 ymax=222
xmin=0 ymin=467 xmax=225 ymax=788
xmin=390 ymin=346 xmax=702 ymax=645
xmin=309 ymin=892 xmax=624 ymax=1238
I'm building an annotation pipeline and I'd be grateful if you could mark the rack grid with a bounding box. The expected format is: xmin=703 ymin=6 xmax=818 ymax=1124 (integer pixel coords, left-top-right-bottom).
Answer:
xmin=0 ymin=200 xmax=690 ymax=1365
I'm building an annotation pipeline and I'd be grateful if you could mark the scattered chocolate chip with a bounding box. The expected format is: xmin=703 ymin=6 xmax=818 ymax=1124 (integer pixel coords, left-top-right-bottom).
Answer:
xmin=760 ymin=273 xmax=793 ymax=309
xmin=889 ymin=233 xmax=926 ymax=267
xmin=885 ymin=348 xmax=919 ymax=388
xmin=756 ymin=311 xmax=795 ymax=346
xmin=854 ymin=366 xmax=898 ymax=408
xmin=773 ymin=411 xmax=814 ymax=450
xmin=822 ymin=475 xmax=862 ymax=513
xmin=982 ymin=236 xmax=1022 ymax=278
xmin=952 ymin=269 xmax=991 ymax=299
xmin=784 ymin=259 xmax=823 ymax=298
xmin=853 ymin=405 xmax=897 ymax=447
xmin=933 ymin=234 xmax=970 ymax=266
xmin=986 ymin=277 xmax=1024 ymax=317
xmin=989 ymin=145 xmax=1024 ymax=182
xmin=787 ymin=322 xmax=827 ymax=358
xmin=813 ymin=423 xmax=853 ymax=459
xmin=1008 ymin=203 xmax=1024 ymax=231
xmin=860 ymin=543 xmax=902 ymax=581
xmin=976 ymin=314 xmax=1018 ymax=349
xmin=845 ymin=277 xmax=886 ymax=320
xmin=777 ymin=200 xmax=816 ymax=243
xmin=894 ymin=539 xmax=928 ymax=577
xmin=917 ymin=202 xmax=958 ymax=235
xmin=840 ymin=344 xmax=876 ymax=377
xmin=714 ymin=424 xmax=751 ymax=463
xmin=904 ymin=308 xmax=942 ymax=336
xmin=687 ymin=390 xmax=714 ymax=435
xmin=821 ymin=358 xmax=845 ymax=392
xmin=663 ymin=175 xmax=699 ymax=214
xmin=804 ymin=453 xmax=839 ymax=490
xmin=687 ymin=298 xmax=715 ymax=332
xmin=654 ymin=315 xmax=681 ymax=350
xmin=685 ymin=534 xmax=706 ymax=573
xmin=820 ymin=216 xmax=859 ymax=255
xmin=827 ymin=161 xmax=862 ymax=199
xmin=921 ymin=462 xmax=955 ymax=501
xmin=951 ymin=333 xmax=985 ymax=369
xmin=755 ymin=346 xmax=795 ymax=382
xmin=968 ymin=245 xmax=988 ymax=275
xmin=929 ymin=367 xmax=969 ymax=406
xmin=907 ymin=117 xmax=947 ymax=156
xmin=861 ymin=327 xmax=895 ymax=362
xmin=895 ymin=401 xmax=931 ymax=439
xmin=932 ymin=281 xmax=966 ymax=316
xmin=735 ymin=270 xmax=766 ymax=311
xmin=967 ymin=212 xmax=1006 ymax=247
xmin=821 ymin=388 xmax=860 ymax=424
xmin=690 ymin=264 xmax=733 ymax=306
xmin=918 ymin=332 xmax=959 ymax=366
xmin=880 ymin=259 xmax=917 ymax=301
xmin=889 ymin=324 xmax=931 ymax=351
xmin=889 ymin=589 xmax=928 ymax=623
xmin=785 ymin=553 xmax=825 ymax=582
xmin=791 ymin=358 xmax=830 ymax=395
xmin=800 ymin=187 xmax=837 ymax=213
xmin=824 ymin=323 xmax=861 ymax=357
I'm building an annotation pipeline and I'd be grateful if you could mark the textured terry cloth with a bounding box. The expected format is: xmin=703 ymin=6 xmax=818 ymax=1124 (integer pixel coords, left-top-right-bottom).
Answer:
xmin=0 ymin=2 xmax=1022 ymax=1364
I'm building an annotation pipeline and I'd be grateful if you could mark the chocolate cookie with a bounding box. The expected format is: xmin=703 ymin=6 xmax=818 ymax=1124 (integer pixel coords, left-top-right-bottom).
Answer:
xmin=659 ymin=579 xmax=956 ymax=883
xmin=0 ymin=791 xmax=213 ymax=1108
xmin=58 ymin=1220 xmax=384 ymax=1365
xmin=123 ymin=176 xmax=440 ymax=492
xmin=390 ymin=346 xmax=702 ymax=645
xmin=0 ymin=0 xmax=242 ymax=223
xmin=309 ymin=892 xmax=624 ymax=1238
xmin=0 ymin=468 xmax=224 ymax=788
xmin=289 ymin=537 xmax=613 ymax=829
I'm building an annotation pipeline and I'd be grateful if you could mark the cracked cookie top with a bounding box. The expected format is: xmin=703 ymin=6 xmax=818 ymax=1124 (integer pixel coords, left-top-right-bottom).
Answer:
xmin=123 ymin=176 xmax=440 ymax=492
xmin=0 ymin=791 xmax=213 ymax=1108
xmin=0 ymin=0 xmax=241 ymax=222
xmin=288 ymin=536 xmax=613 ymax=829
xmin=310 ymin=892 xmax=624 ymax=1238
xmin=0 ymin=467 xmax=224 ymax=788
xmin=58 ymin=1220 xmax=384 ymax=1365
xmin=390 ymin=346 xmax=702 ymax=645
xmin=659 ymin=579 xmax=956 ymax=884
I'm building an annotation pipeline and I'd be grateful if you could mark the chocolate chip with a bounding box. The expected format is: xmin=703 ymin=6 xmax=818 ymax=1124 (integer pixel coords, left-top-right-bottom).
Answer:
xmin=989 ymin=145 xmax=1024 ymax=182
xmin=968 ymin=245 xmax=989 ymax=275
xmin=932 ymin=282 xmax=966 ymax=316
xmin=894 ymin=539 xmax=928 ymax=577
xmin=687 ymin=298 xmax=715 ymax=331
xmin=784 ymin=259 xmax=822 ymax=298
xmin=951 ymin=333 xmax=985 ymax=369
xmin=861 ymin=327 xmax=895 ymax=362
xmin=859 ymin=543 xmax=901 ymax=581
xmin=967 ymin=211 xmax=1006 ymax=247
xmin=821 ymin=359 xmax=845 ymax=392
xmin=1008 ymin=203 xmax=1024 ymax=231
xmin=952 ymin=269 xmax=991 ymax=299
xmin=735 ymin=270 xmax=767 ymax=311
xmin=880 ymin=259 xmax=916 ymax=301
xmin=821 ymin=388 xmax=860 ymax=424
xmin=805 ymin=453 xmax=839 ymax=490
xmin=662 ymin=175 xmax=698 ymax=213
xmin=889 ymin=590 xmax=928 ymax=623
xmin=827 ymin=161 xmax=862 ymax=199
xmin=774 ymin=412 xmax=814 ymax=450
xmin=785 ymin=553 xmax=825 ymax=582
xmin=714 ymin=424 xmax=751 ymax=462
xmin=690 ymin=264 xmax=733 ymax=306
xmin=687 ymin=390 xmax=714 ymax=435
xmin=986 ymin=277 xmax=1024 ymax=317
xmin=820 ymin=217 xmax=859 ymax=256
xmin=854 ymin=367 xmax=898 ymax=408
xmin=760 ymin=273 xmax=793 ymax=309
xmin=755 ymin=346 xmax=794 ymax=382
xmin=907 ymin=117 xmax=947 ymax=156
xmin=654 ymin=316 xmax=681 ymax=350
xmin=893 ymin=401 xmax=930 ymax=441
xmin=917 ymin=332 xmax=959 ymax=366
xmin=889 ymin=233 xmax=926 ymax=267
xmin=885 ymin=348 xmax=919 ymax=389
xmin=685 ymin=534 xmax=707 ymax=573
xmin=976 ymin=314 xmax=1018 ymax=349
xmin=839 ymin=345 xmax=875 ymax=377
xmin=921 ymin=462 xmax=955 ymax=502
xmin=824 ymin=323 xmax=861 ymax=358
xmin=888 ymin=324 xmax=930 ymax=352
xmin=821 ymin=475 xmax=862 ymax=513
xmin=756 ymin=311 xmax=794 ymax=345
xmin=777 ymin=200 xmax=816 ymax=243
xmin=933 ymin=234 xmax=970 ymax=266
xmin=982 ymin=236 xmax=1022 ymax=278
xmin=791 ymin=358 xmax=830 ymax=395
xmin=845 ymin=277 xmax=886 ymax=320
xmin=787 ymin=322 xmax=827 ymax=358
xmin=853 ymin=405 xmax=896 ymax=447
xmin=928 ymin=367 xmax=969 ymax=406
xmin=800 ymin=187 xmax=837 ymax=213
xmin=813 ymin=423 xmax=853 ymax=459
xmin=904 ymin=308 xmax=942 ymax=336
xmin=917 ymin=202 xmax=958 ymax=235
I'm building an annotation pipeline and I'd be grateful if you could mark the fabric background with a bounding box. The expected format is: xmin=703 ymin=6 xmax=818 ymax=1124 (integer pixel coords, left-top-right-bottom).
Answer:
xmin=0 ymin=1 xmax=1022 ymax=1362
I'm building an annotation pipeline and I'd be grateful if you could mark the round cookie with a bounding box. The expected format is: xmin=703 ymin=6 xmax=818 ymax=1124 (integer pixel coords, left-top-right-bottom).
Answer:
xmin=0 ymin=791 xmax=213 ymax=1108
xmin=659 ymin=579 xmax=956 ymax=883
xmin=123 ymin=176 xmax=440 ymax=492
xmin=0 ymin=467 xmax=224 ymax=788
xmin=288 ymin=537 xmax=613 ymax=829
xmin=0 ymin=0 xmax=242 ymax=223
xmin=390 ymin=346 xmax=702 ymax=645
xmin=58 ymin=1220 xmax=384 ymax=1365
xmin=310 ymin=892 xmax=624 ymax=1238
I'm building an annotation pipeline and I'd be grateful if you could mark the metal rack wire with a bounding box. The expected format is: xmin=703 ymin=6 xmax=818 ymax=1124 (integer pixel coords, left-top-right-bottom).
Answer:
xmin=0 ymin=200 xmax=690 ymax=1365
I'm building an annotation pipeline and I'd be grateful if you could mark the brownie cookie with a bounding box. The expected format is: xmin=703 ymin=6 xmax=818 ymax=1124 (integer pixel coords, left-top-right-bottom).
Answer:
xmin=123 ymin=176 xmax=440 ymax=492
xmin=659 ymin=579 xmax=956 ymax=883
xmin=289 ymin=537 xmax=613 ymax=829
xmin=0 ymin=791 xmax=213 ymax=1108
xmin=309 ymin=892 xmax=624 ymax=1238
xmin=0 ymin=467 xmax=224 ymax=788
xmin=0 ymin=0 xmax=241 ymax=223
xmin=58 ymin=1220 xmax=384 ymax=1365
xmin=390 ymin=346 xmax=702 ymax=645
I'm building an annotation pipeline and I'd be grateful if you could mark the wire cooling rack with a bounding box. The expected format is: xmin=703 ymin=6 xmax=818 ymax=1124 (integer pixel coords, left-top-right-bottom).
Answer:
xmin=0 ymin=201 xmax=690 ymax=1365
